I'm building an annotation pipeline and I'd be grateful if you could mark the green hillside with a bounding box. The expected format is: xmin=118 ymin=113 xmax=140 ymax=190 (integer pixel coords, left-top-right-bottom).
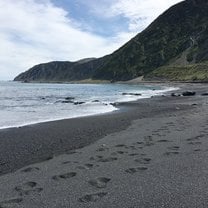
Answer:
xmin=14 ymin=0 xmax=208 ymax=82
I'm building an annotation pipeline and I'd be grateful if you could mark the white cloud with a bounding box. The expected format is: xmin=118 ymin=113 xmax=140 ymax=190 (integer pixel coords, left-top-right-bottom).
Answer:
xmin=0 ymin=0 xmax=126 ymax=80
xmin=107 ymin=0 xmax=183 ymax=32
xmin=0 ymin=0 xmax=183 ymax=80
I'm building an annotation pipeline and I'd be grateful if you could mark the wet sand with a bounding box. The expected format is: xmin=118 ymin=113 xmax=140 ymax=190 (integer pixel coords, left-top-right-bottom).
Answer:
xmin=0 ymin=83 xmax=208 ymax=207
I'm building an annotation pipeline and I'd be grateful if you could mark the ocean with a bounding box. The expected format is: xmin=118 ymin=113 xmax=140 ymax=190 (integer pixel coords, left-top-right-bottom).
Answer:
xmin=0 ymin=81 xmax=175 ymax=129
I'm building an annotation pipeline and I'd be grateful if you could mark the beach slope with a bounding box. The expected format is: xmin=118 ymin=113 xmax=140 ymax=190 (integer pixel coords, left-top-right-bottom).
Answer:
xmin=0 ymin=84 xmax=208 ymax=207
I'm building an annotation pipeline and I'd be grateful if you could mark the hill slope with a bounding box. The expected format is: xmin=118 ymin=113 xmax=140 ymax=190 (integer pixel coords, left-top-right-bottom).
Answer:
xmin=14 ymin=0 xmax=208 ymax=82
xmin=14 ymin=58 xmax=105 ymax=82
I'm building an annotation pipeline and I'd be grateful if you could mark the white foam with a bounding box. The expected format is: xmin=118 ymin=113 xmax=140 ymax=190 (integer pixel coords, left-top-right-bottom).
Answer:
xmin=0 ymin=82 xmax=178 ymax=130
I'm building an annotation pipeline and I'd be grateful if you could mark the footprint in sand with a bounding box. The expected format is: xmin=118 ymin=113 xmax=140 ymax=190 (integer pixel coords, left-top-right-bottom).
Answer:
xmin=111 ymin=150 xmax=128 ymax=156
xmin=129 ymin=153 xmax=139 ymax=156
xmin=85 ymin=163 xmax=95 ymax=169
xmin=164 ymin=151 xmax=179 ymax=156
xmin=45 ymin=155 xmax=53 ymax=161
xmin=176 ymin=129 xmax=184 ymax=132
xmin=97 ymin=157 xmax=117 ymax=163
xmin=15 ymin=182 xmax=43 ymax=196
xmin=115 ymin=144 xmax=126 ymax=148
xmin=90 ymin=155 xmax=104 ymax=161
xmin=187 ymin=135 xmax=204 ymax=142
xmin=125 ymin=167 xmax=148 ymax=174
xmin=52 ymin=172 xmax=77 ymax=181
xmin=78 ymin=192 xmax=107 ymax=203
xmin=144 ymin=142 xmax=155 ymax=146
xmin=0 ymin=198 xmax=23 ymax=207
xmin=90 ymin=155 xmax=117 ymax=162
xmin=88 ymin=177 xmax=111 ymax=188
xmin=117 ymin=150 xmax=127 ymax=155
xmin=76 ymin=163 xmax=97 ymax=170
xmin=167 ymin=146 xmax=180 ymax=151
xmin=136 ymin=142 xmax=144 ymax=145
xmin=159 ymin=126 xmax=169 ymax=131
xmin=76 ymin=166 xmax=87 ymax=170
xmin=188 ymin=141 xmax=202 ymax=145
xmin=134 ymin=141 xmax=144 ymax=149
xmin=143 ymin=136 xmax=155 ymax=146
xmin=21 ymin=167 xmax=40 ymax=173
xmin=0 ymin=162 xmax=7 ymax=167
xmin=166 ymin=122 xmax=175 ymax=125
xmin=157 ymin=139 xmax=170 ymax=143
xmin=194 ymin=149 xmax=201 ymax=152
xmin=186 ymin=136 xmax=203 ymax=145
xmin=62 ymin=161 xmax=72 ymax=165
xmin=128 ymin=145 xmax=137 ymax=150
xmin=66 ymin=150 xmax=77 ymax=155
xmin=134 ymin=158 xmax=151 ymax=165
xmin=62 ymin=161 xmax=79 ymax=165
xmin=96 ymin=147 xmax=109 ymax=152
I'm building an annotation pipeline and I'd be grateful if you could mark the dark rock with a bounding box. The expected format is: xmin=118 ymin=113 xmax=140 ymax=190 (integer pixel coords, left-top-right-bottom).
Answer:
xmin=201 ymin=93 xmax=208 ymax=96
xmin=122 ymin=93 xmax=142 ymax=96
xmin=182 ymin=91 xmax=196 ymax=96
xmin=92 ymin=100 xmax=100 ymax=103
xmin=74 ymin=102 xmax=85 ymax=105
xmin=65 ymin=97 xmax=75 ymax=100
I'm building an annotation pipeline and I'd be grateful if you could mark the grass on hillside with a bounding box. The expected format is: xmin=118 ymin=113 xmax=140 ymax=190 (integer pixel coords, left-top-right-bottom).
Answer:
xmin=145 ymin=62 xmax=208 ymax=82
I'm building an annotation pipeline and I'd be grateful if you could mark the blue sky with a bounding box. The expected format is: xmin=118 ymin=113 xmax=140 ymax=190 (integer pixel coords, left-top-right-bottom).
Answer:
xmin=0 ymin=0 xmax=182 ymax=80
xmin=52 ymin=0 xmax=130 ymax=37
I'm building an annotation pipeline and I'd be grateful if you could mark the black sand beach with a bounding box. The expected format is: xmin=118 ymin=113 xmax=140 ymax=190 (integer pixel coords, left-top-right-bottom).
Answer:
xmin=0 ymin=83 xmax=208 ymax=207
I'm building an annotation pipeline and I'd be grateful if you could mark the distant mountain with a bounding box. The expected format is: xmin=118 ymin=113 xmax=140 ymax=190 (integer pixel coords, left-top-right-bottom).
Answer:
xmin=14 ymin=58 xmax=102 ymax=82
xmin=14 ymin=0 xmax=208 ymax=82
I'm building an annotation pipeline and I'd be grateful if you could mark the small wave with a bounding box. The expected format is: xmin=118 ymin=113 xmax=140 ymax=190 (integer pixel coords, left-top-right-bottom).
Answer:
xmin=0 ymin=82 xmax=177 ymax=130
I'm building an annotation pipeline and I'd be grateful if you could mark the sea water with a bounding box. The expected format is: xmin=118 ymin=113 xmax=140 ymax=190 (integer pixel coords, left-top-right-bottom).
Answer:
xmin=0 ymin=81 xmax=175 ymax=129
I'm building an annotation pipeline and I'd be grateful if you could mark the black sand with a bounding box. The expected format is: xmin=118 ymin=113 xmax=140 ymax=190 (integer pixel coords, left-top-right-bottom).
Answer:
xmin=0 ymin=85 xmax=186 ymax=175
xmin=0 ymin=83 xmax=208 ymax=207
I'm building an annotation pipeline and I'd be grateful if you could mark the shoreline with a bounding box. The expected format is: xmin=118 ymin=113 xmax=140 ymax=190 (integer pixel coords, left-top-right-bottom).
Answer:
xmin=0 ymin=82 xmax=176 ymax=130
xmin=0 ymin=83 xmax=208 ymax=207
xmin=0 ymin=83 xmax=181 ymax=176
xmin=0 ymin=82 xmax=202 ymax=176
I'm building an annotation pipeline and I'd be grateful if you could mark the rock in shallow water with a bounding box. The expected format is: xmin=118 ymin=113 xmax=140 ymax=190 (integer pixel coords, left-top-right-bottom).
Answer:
xmin=92 ymin=100 xmax=100 ymax=103
xmin=182 ymin=91 xmax=196 ymax=96
xmin=65 ymin=97 xmax=75 ymax=100
xmin=74 ymin=102 xmax=85 ymax=105
xmin=201 ymin=93 xmax=208 ymax=96
xmin=122 ymin=93 xmax=142 ymax=96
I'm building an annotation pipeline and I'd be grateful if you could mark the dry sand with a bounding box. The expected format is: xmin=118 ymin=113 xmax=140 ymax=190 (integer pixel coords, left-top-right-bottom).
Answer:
xmin=0 ymin=83 xmax=208 ymax=207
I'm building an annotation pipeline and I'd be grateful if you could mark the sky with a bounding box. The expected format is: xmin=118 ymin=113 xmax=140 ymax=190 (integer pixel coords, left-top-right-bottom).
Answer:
xmin=0 ymin=0 xmax=182 ymax=80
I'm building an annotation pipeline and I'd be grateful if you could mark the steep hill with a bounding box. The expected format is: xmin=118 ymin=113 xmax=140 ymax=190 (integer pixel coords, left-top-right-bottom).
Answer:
xmin=14 ymin=58 xmax=104 ymax=82
xmin=14 ymin=0 xmax=208 ymax=82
